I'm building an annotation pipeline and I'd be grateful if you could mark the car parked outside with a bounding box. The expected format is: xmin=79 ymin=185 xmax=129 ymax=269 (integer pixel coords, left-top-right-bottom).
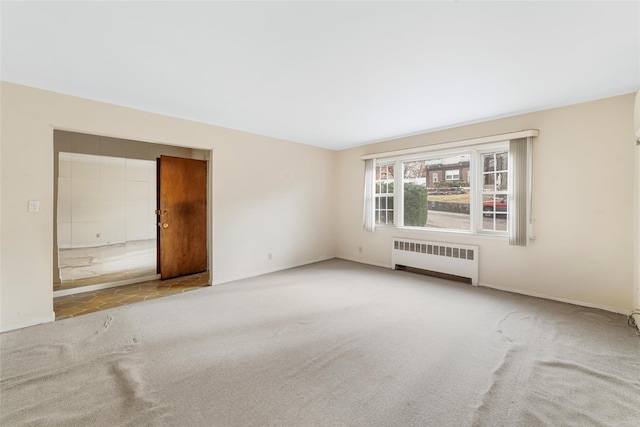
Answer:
xmin=483 ymin=198 xmax=507 ymax=217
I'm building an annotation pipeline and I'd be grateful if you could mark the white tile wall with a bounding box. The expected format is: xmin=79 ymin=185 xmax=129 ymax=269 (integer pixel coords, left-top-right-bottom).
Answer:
xmin=74 ymin=200 xmax=104 ymax=223
xmin=58 ymin=156 xmax=72 ymax=179
xmin=58 ymin=177 xmax=72 ymax=199
xmin=57 ymin=152 xmax=157 ymax=279
xmin=126 ymin=158 xmax=153 ymax=181
xmin=126 ymin=181 xmax=148 ymax=202
xmin=100 ymin=156 xmax=126 ymax=180
xmin=72 ymin=178 xmax=101 ymax=202
xmin=126 ymin=219 xmax=150 ymax=241
xmin=57 ymin=178 xmax=72 ymax=223
xmin=71 ymin=220 xmax=102 ymax=247
xmin=100 ymin=179 xmax=126 ymax=201
xmin=102 ymin=219 xmax=126 ymax=244
xmin=101 ymin=200 xmax=126 ymax=222
xmin=148 ymin=222 xmax=158 ymax=241
xmin=70 ymin=153 xmax=100 ymax=180
xmin=126 ymin=200 xmax=150 ymax=222
xmin=57 ymin=221 xmax=72 ymax=248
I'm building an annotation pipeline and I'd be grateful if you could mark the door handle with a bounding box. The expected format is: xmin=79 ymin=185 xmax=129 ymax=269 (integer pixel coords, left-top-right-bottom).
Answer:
xmin=158 ymin=222 xmax=169 ymax=229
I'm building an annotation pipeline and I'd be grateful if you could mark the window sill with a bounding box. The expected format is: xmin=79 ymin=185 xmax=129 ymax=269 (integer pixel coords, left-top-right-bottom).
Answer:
xmin=375 ymin=224 xmax=509 ymax=240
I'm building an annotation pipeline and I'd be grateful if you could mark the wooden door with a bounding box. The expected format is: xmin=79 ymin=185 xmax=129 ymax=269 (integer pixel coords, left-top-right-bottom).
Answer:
xmin=157 ymin=155 xmax=208 ymax=279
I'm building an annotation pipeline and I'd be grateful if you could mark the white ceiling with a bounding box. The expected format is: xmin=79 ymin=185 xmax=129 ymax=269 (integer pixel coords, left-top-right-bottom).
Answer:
xmin=2 ymin=1 xmax=639 ymax=150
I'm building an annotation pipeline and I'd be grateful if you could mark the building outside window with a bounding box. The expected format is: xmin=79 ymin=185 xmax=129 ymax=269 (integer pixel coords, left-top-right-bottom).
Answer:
xmin=367 ymin=143 xmax=509 ymax=234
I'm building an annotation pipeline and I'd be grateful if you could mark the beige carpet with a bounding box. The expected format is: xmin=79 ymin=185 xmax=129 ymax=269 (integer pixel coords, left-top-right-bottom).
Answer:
xmin=2 ymin=259 xmax=639 ymax=426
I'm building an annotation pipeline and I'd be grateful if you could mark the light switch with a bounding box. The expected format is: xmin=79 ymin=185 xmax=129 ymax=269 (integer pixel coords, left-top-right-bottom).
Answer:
xmin=28 ymin=200 xmax=40 ymax=213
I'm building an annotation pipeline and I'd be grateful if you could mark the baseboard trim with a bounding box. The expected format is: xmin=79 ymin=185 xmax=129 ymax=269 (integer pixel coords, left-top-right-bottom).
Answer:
xmin=479 ymin=282 xmax=629 ymax=315
xmin=335 ymin=257 xmax=392 ymax=270
xmin=1 ymin=312 xmax=56 ymax=333
xmin=213 ymin=257 xmax=335 ymax=286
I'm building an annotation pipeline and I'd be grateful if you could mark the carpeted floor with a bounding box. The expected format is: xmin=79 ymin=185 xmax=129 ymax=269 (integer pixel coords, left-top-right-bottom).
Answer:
xmin=2 ymin=259 xmax=639 ymax=426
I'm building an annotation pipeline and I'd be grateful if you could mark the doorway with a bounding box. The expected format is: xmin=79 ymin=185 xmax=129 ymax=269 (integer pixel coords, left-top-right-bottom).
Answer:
xmin=53 ymin=130 xmax=211 ymax=299
xmin=56 ymin=152 xmax=157 ymax=290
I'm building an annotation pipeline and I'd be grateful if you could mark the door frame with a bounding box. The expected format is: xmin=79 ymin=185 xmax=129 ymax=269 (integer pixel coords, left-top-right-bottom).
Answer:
xmin=52 ymin=129 xmax=213 ymax=297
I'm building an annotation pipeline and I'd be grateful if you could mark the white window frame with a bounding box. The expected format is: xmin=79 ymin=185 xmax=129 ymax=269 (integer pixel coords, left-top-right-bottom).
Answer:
xmin=475 ymin=143 xmax=511 ymax=235
xmin=369 ymin=141 xmax=510 ymax=236
xmin=374 ymin=162 xmax=395 ymax=226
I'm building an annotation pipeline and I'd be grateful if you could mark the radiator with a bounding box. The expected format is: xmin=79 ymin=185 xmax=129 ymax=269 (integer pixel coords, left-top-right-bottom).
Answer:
xmin=391 ymin=238 xmax=479 ymax=285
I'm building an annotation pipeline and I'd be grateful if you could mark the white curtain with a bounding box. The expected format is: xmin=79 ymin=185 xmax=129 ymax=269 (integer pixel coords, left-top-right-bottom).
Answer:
xmin=508 ymin=137 xmax=533 ymax=246
xmin=363 ymin=158 xmax=376 ymax=232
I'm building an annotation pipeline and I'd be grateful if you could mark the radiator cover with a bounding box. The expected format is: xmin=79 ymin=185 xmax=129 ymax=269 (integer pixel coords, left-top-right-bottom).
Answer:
xmin=391 ymin=238 xmax=479 ymax=285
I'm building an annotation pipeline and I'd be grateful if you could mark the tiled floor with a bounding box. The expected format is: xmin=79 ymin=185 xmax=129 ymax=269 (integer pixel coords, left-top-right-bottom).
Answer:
xmin=54 ymin=272 xmax=209 ymax=320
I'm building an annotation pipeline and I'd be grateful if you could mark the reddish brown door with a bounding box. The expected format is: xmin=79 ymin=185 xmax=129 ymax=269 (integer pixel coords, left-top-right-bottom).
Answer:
xmin=157 ymin=155 xmax=208 ymax=279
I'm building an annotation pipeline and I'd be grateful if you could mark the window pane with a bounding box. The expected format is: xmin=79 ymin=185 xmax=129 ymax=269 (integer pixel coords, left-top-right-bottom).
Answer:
xmin=404 ymin=154 xmax=470 ymax=231
xmin=483 ymin=174 xmax=495 ymax=191
xmin=496 ymin=152 xmax=508 ymax=171
xmin=375 ymin=164 xmax=395 ymax=225
xmin=481 ymin=194 xmax=508 ymax=231
xmin=484 ymin=155 xmax=495 ymax=173
xmin=497 ymin=172 xmax=508 ymax=191
xmin=483 ymin=214 xmax=509 ymax=231
xmin=403 ymin=160 xmax=428 ymax=227
xmin=481 ymin=150 xmax=509 ymax=232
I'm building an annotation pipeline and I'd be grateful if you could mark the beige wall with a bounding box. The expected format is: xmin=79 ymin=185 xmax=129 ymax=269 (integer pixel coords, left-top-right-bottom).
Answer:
xmin=0 ymin=82 xmax=336 ymax=331
xmin=1 ymin=81 xmax=636 ymax=331
xmin=336 ymin=94 xmax=636 ymax=314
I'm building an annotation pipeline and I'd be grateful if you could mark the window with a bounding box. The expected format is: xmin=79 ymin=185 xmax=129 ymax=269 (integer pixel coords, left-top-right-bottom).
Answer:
xmin=375 ymin=164 xmax=394 ymax=225
xmin=362 ymin=131 xmax=535 ymax=244
xmin=481 ymin=151 xmax=508 ymax=232
xmin=445 ymin=169 xmax=460 ymax=181
xmin=402 ymin=154 xmax=471 ymax=231
xmin=366 ymin=143 xmax=511 ymax=235
xmin=403 ymin=160 xmax=428 ymax=227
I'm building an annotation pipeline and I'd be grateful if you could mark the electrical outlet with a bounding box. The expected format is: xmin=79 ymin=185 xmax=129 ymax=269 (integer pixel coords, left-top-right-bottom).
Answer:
xmin=268 ymin=253 xmax=272 ymax=260
xmin=28 ymin=200 xmax=40 ymax=213
xmin=358 ymin=246 xmax=363 ymax=253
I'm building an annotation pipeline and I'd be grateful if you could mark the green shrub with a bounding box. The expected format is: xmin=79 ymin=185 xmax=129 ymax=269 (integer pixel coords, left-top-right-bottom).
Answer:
xmin=439 ymin=180 xmax=468 ymax=188
xmin=404 ymin=183 xmax=428 ymax=226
